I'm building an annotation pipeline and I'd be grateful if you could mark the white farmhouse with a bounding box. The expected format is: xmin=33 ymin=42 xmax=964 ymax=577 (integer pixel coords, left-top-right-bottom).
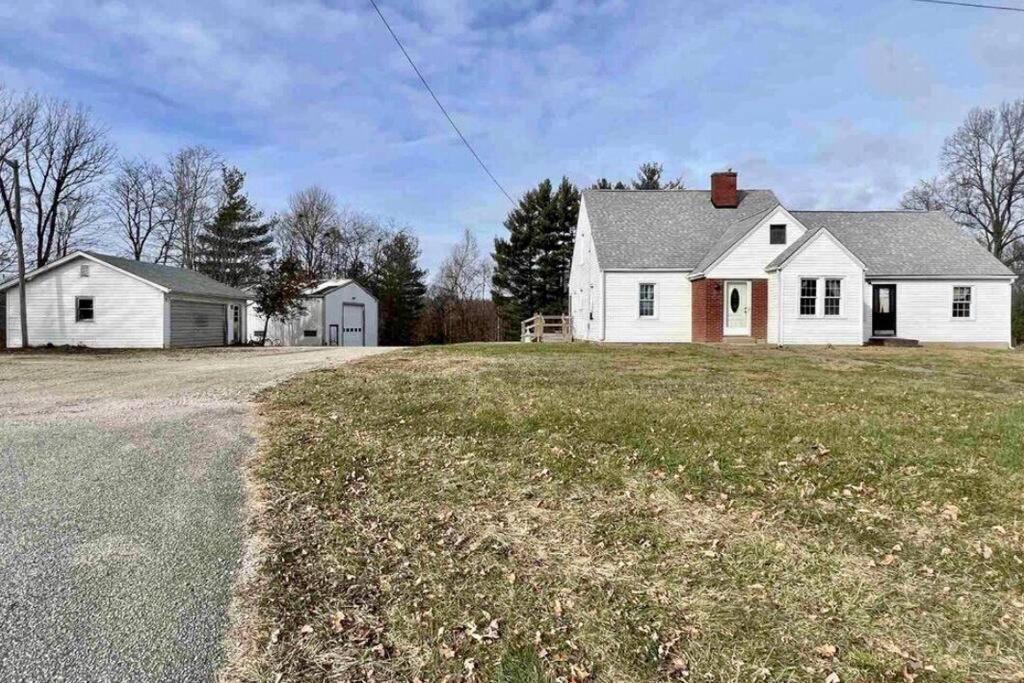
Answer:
xmin=569 ymin=172 xmax=1016 ymax=347
xmin=246 ymin=278 xmax=378 ymax=347
xmin=1 ymin=251 xmax=249 ymax=348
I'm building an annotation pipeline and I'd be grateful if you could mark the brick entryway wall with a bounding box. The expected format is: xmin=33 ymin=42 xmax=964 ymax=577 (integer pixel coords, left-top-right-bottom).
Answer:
xmin=692 ymin=278 xmax=724 ymax=342
xmin=692 ymin=278 xmax=768 ymax=342
xmin=751 ymin=280 xmax=767 ymax=341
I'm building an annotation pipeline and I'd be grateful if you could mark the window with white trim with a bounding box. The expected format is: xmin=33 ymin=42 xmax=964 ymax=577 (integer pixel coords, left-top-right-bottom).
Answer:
xmin=824 ymin=279 xmax=841 ymax=316
xmin=799 ymin=279 xmax=817 ymax=316
xmin=952 ymin=286 xmax=972 ymax=318
xmin=639 ymin=283 xmax=655 ymax=317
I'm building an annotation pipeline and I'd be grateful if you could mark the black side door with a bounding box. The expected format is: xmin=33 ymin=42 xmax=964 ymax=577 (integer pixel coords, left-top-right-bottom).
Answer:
xmin=872 ymin=284 xmax=897 ymax=336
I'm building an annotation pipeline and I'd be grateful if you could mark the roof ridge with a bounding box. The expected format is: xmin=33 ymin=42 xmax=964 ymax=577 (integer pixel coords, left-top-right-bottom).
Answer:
xmin=585 ymin=188 xmax=775 ymax=193
xmin=791 ymin=209 xmax=939 ymax=214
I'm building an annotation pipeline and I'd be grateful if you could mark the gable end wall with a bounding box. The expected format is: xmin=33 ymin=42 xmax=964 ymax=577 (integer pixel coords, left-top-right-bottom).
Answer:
xmin=5 ymin=257 xmax=165 ymax=348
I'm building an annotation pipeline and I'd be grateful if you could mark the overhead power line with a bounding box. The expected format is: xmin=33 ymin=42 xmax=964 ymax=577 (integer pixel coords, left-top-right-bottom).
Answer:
xmin=367 ymin=0 xmax=516 ymax=205
xmin=910 ymin=0 xmax=1024 ymax=11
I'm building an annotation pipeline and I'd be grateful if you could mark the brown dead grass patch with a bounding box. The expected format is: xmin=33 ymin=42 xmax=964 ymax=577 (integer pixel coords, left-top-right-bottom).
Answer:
xmin=223 ymin=343 xmax=1024 ymax=682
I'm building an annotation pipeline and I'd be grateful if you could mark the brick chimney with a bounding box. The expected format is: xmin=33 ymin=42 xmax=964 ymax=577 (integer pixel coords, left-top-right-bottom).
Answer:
xmin=710 ymin=170 xmax=738 ymax=208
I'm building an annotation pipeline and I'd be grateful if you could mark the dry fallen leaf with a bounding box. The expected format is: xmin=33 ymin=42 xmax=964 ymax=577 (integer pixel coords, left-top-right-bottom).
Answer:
xmin=825 ymin=673 xmax=841 ymax=683
xmin=814 ymin=644 xmax=838 ymax=658
xmin=331 ymin=611 xmax=346 ymax=632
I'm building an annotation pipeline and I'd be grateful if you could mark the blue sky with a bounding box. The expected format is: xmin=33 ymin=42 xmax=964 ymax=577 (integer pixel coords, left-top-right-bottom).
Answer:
xmin=1 ymin=0 xmax=1022 ymax=271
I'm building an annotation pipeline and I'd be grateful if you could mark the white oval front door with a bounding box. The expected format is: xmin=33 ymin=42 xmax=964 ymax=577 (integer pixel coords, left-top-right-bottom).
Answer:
xmin=724 ymin=281 xmax=750 ymax=336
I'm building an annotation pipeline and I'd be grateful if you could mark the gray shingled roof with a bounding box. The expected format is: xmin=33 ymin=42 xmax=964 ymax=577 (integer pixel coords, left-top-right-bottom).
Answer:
xmin=584 ymin=189 xmax=1015 ymax=278
xmin=765 ymin=212 xmax=1015 ymax=277
xmin=583 ymin=189 xmax=780 ymax=270
xmin=87 ymin=252 xmax=251 ymax=298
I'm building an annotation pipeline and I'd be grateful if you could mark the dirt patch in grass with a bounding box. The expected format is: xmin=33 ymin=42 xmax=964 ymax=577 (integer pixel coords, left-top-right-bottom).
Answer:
xmin=223 ymin=344 xmax=1024 ymax=682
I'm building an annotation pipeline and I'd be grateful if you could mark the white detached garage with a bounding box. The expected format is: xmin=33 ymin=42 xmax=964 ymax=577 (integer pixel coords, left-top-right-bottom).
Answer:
xmin=246 ymin=278 xmax=379 ymax=347
xmin=1 ymin=251 xmax=250 ymax=349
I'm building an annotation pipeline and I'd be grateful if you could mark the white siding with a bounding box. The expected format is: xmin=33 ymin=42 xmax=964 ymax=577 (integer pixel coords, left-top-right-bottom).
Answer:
xmin=779 ymin=232 xmax=865 ymax=345
xmin=706 ymin=207 xmax=807 ymax=279
xmin=767 ymin=271 xmax=780 ymax=344
xmin=864 ymin=279 xmax=1012 ymax=346
xmin=604 ymin=272 xmax=691 ymax=343
xmin=247 ymin=282 xmax=379 ymax=347
xmin=568 ymin=200 xmax=603 ymax=341
xmin=5 ymin=257 xmax=165 ymax=348
xmin=247 ymin=298 xmax=323 ymax=346
xmin=325 ymin=282 xmax=379 ymax=346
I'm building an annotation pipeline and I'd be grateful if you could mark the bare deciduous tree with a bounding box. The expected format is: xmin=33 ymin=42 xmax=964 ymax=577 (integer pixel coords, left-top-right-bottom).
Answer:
xmin=277 ymin=185 xmax=342 ymax=277
xmin=902 ymin=98 xmax=1024 ymax=267
xmin=107 ymin=157 xmax=169 ymax=260
xmin=9 ymin=95 xmax=115 ymax=266
xmin=163 ymin=145 xmax=221 ymax=268
xmin=435 ymin=229 xmax=491 ymax=301
xmin=331 ymin=209 xmax=391 ymax=280
xmin=417 ymin=230 xmax=498 ymax=343
xmin=53 ymin=188 xmax=103 ymax=259
xmin=0 ymin=89 xmax=31 ymax=251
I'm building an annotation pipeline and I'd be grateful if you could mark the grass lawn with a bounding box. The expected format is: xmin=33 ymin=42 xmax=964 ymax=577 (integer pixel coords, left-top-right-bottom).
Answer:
xmin=227 ymin=343 xmax=1024 ymax=682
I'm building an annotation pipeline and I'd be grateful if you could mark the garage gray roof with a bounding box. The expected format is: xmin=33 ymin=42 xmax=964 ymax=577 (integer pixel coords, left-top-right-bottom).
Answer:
xmin=765 ymin=211 xmax=1015 ymax=277
xmin=87 ymin=252 xmax=251 ymax=298
xmin=583 ymin=189 xmax=780 ymax=270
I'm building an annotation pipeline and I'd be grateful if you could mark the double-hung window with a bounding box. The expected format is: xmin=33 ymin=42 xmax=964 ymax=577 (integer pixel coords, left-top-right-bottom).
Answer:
xmin=824 ymin=279 xmax=842 ymax=316
xmin=639 ymin=283 xmax=655 ymax=317
xmin=799 ymin=279 xmax=817 ymax=316
xmin=76 ymin=297 xmax=94 ymax=322
xmin=952 ymin=286 xmax=972 ymax=318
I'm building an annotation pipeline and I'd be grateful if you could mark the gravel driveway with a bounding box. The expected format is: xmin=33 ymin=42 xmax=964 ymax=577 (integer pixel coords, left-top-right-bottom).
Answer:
xmin=0 ymin=346 xmax=393 ymax=682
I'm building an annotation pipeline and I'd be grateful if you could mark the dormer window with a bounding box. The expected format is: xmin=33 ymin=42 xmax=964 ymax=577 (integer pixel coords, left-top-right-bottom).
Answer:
xmin=769 ymin=224 xmax=787 ymax=245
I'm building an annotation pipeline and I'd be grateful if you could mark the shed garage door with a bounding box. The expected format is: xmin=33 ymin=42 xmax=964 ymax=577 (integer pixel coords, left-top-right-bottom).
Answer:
xmin=170 ymin=300 xmax=226 ymax=348
xmin=342 ymin=303 xmax=365 ymax=346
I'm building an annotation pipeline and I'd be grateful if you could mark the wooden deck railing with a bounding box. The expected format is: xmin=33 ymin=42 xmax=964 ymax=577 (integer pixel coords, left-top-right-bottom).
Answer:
xmin=521 ymin=314 xmax=571 ymax=342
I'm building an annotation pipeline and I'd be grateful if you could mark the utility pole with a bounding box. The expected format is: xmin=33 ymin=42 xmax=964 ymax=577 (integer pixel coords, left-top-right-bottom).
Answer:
xmin=2 ymin=157 xmax=29 ymax=348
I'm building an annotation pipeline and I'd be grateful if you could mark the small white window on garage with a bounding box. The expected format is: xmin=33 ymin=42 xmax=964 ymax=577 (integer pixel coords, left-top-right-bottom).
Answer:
xmin=639 ymin=283 xmax=655 ymax=317
xmin=76 ymin=297 xmax=94 ymax=322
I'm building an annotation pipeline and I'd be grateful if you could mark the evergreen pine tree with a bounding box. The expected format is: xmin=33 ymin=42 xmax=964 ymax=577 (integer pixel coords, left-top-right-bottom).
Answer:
xmin=632 ymin=162 xmax=682 ymax=190
xmin=196 ymin=167 xmax=275 ymax=287
xmin=371 ymin=231 xmax=426 ymax=345
xmin=492 ymin=177 xmax=580 ymax=334
xmin=591 ymin=163 xmax=683 ymax=191
xmin=592 ymin=178 xmax=626 ymax=190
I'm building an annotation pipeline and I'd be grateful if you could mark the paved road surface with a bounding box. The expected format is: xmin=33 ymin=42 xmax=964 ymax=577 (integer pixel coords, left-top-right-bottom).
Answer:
xmin=0 ymin=347 xmax=393 ymax=682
